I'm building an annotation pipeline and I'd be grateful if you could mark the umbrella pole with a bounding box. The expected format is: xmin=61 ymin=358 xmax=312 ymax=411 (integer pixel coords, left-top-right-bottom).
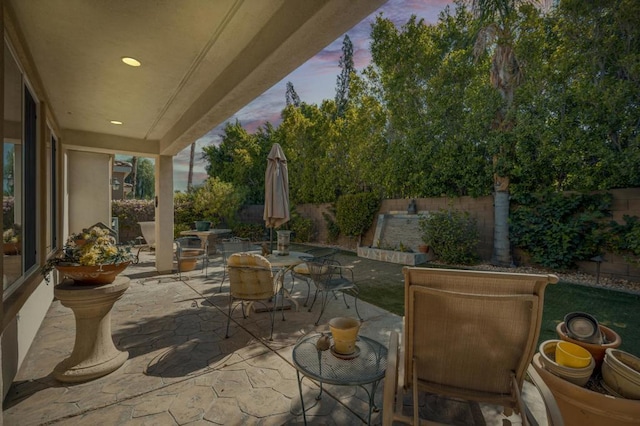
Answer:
xmin=270 ymin=228 xmax=273 ymax=253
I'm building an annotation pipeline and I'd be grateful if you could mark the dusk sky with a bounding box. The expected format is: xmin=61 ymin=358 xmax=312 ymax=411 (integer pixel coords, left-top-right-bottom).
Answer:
xmin=173 ymin=0 xmax=454 ymax=192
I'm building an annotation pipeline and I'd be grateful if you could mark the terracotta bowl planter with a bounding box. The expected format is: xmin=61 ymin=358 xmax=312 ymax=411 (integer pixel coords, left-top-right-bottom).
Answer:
xmin=556 ymin=322 xmax=621 ymax=369
xmin=3 ymin=242 xmax=21 ymax=255
xmin=532 ymin=353 xmax=640 ymax=425
xmin=55 ymin=262 xmax=130 ymax=285
xmin=602 ymin=349 xmax=640 ymax=399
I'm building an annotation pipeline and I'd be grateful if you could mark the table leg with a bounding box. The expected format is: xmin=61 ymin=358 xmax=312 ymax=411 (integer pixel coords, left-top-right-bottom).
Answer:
xmin=366 ymin=379 xmax=382 ymax=425
xmin=277 ymin=267 xmax=300 ymax=311
xmin=296 ymin=370 xmax=307 ymax=425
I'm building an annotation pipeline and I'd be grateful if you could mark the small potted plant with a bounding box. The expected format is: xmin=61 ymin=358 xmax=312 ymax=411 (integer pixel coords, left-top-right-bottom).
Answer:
xmin=3 ymin=224 xmax=21 ymax=255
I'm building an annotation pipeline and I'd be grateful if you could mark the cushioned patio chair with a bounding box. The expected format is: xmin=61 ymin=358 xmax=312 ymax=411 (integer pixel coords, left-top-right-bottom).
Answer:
xmin=290 ymin=247 xmax=337 ymax=306
xmin=225 ymin=253 xmax=285 ymax=341
xmin=218 ymin=237 xmax=253 ymax=292
xmin=382 ymin=267 xmax=563 ymax=426
xmin=304 ymin=257 xmax=361 ymax=325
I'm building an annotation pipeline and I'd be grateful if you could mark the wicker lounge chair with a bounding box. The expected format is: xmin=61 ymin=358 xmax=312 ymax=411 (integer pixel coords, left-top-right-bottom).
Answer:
xmin=382 ymin=267 xmax=563 ymax=426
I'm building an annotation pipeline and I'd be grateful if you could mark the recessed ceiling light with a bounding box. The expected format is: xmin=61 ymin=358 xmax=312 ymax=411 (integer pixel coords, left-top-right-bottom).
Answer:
xmin=110 ymin=120 xmax=123 ymax=125
xmin=121 ymin=57 xmax=141 ymax=67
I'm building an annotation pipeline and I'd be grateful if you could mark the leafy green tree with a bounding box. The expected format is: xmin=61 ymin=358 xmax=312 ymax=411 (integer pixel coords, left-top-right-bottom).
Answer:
xmin=134 ymin=158 xmax=155 ymax=200
xmin=370 ymin=8 xmax=493 ymax=198
xmin=123 ymin=157 xmax=155 ymax=200
xmin=511 ymin=0 xmax=640 ymax=193
xmin=192 ymin=177 xmax=246 ymax=226
xmin=202 ymin=120 xmax=272 ymax=203
xmin=279 ymin=102 xmax=336 ymax=203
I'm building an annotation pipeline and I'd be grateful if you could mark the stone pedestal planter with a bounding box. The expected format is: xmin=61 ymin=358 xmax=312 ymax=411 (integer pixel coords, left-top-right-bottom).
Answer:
xmin=53 ymin=276 xmax=130 ymax=383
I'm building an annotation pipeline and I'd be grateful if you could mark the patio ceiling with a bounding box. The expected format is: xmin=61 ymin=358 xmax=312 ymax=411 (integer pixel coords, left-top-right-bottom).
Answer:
xmin=6 ymin=0 xmax=386 ymax=156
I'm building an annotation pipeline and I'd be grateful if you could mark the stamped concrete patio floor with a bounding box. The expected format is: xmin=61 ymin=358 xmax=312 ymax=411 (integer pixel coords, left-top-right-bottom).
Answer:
xmin=3 ymin=251 xmax=547 ymax=425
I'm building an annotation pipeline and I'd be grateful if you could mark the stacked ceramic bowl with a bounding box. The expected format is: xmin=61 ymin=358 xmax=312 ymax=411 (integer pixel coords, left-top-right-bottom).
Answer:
xmin=601 ymin=348 xmax=640 ymax=399
xmin=538 ymin=339 xmax=595 ymax=386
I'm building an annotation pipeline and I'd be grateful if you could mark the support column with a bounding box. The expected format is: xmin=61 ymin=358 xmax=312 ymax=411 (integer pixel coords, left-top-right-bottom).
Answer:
xmin=155 ymin=155 xmax=174 ymax=274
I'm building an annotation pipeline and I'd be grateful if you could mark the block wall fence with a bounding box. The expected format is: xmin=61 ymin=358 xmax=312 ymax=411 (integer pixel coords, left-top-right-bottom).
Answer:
xmin=288 ymin=188 xmax=639 ymax=283
xmin=120 ymin=189 xmax=635 ymax=282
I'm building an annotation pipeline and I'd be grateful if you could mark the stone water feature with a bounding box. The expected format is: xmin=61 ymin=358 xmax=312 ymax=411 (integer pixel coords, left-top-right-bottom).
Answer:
xmin=357 ymin=211 xmax=435 ymax=266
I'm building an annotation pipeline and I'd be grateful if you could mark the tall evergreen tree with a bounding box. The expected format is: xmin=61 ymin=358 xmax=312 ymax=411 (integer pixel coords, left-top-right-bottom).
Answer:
xmin=285 ymin=81 xmax=301 ymax=107
xmin=335 ymin=34 xmax=355 ymax=117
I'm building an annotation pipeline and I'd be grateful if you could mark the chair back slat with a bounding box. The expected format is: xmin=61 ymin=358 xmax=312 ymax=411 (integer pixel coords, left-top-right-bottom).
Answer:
xmin=303 ymin=258 xmax=335 ymax=285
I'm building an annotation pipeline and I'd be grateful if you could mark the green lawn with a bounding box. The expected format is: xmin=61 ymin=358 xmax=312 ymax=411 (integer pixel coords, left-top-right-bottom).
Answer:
xmin=539 ymin=283 xmax=640 ymax=354
xmin=359 ymin=278 xmax=640 ymax=356
xmin=292 ymin=244 xmax=640 ymax=356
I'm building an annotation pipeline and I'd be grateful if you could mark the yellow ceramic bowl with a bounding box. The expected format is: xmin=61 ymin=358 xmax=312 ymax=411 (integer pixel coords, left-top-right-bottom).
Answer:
xmin=329 ymin=317 xmax=361 ymax=355
xmin=556 ymin=341 xmax=592 ymax=368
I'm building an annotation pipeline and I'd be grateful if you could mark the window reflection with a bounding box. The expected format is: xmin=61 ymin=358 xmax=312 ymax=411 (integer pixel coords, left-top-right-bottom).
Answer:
xmin=3 ymin=42 xmax=23 ymax=292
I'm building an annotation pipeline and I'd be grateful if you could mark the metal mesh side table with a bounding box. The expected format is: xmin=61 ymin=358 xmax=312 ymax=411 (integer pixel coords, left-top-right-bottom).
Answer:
xmin=292 ymin=332 xmax=388 ymax=425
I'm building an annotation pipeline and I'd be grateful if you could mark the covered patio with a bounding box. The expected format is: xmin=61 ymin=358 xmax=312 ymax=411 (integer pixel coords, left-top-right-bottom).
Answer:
xmin=3 ymin=251 xmax=548 ymax=425
xmin=1 ymin=0 xmax=388 ymax=407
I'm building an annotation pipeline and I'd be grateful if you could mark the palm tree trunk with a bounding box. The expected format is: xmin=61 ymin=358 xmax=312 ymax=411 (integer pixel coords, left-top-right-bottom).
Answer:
xmin=131 ymin=156 xmax=138 ymax=199
xmin=187 ymin=142 xmax=196 ymax=191
xmin=493 ymin=177 xmax=511 ymax=266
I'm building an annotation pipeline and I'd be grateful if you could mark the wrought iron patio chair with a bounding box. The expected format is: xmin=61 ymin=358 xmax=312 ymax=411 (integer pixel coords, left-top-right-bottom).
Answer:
xmin=219 ymin=237 xmax=253 ymax=292
xmin=224 ymin=252 xmax=285 ymax=341
xmin=289 ymin=247 xmax=337 ymax=307
xmin=175 ymin=236 xmax=208 ymax=281
xmin=304 ymin=257 xmax=361 ymax=325
xmin=382 ymin=267 xmax=563 ymax=426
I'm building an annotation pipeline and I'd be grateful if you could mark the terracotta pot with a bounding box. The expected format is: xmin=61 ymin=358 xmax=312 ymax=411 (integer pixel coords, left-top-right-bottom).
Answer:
xmin=55 ymin=262 xmax=130 ymax=285
xmin=178 ymin=249 xmax=201 ymax=272
xmin=556 ymin=322 xmax=621 ymax=370
xmin=179 ymin=259 xmax=197 ymax=272
xmin=3 ymin=242 xmax=21 ymax=255
xmin=418 ymin=244 xmax=430 ymax=254
xmin=532 ymin=353 xmax=640 ymax=425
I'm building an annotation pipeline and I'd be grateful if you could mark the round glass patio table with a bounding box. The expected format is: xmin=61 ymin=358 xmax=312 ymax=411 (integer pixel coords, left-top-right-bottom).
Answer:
xmin=292 ymin=332 xmax=388 ymax=425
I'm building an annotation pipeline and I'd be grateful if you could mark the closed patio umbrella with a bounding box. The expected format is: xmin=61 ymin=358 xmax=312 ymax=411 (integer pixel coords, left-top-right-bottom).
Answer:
xmin=264 ymin=143 xmax=289 ymax=251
